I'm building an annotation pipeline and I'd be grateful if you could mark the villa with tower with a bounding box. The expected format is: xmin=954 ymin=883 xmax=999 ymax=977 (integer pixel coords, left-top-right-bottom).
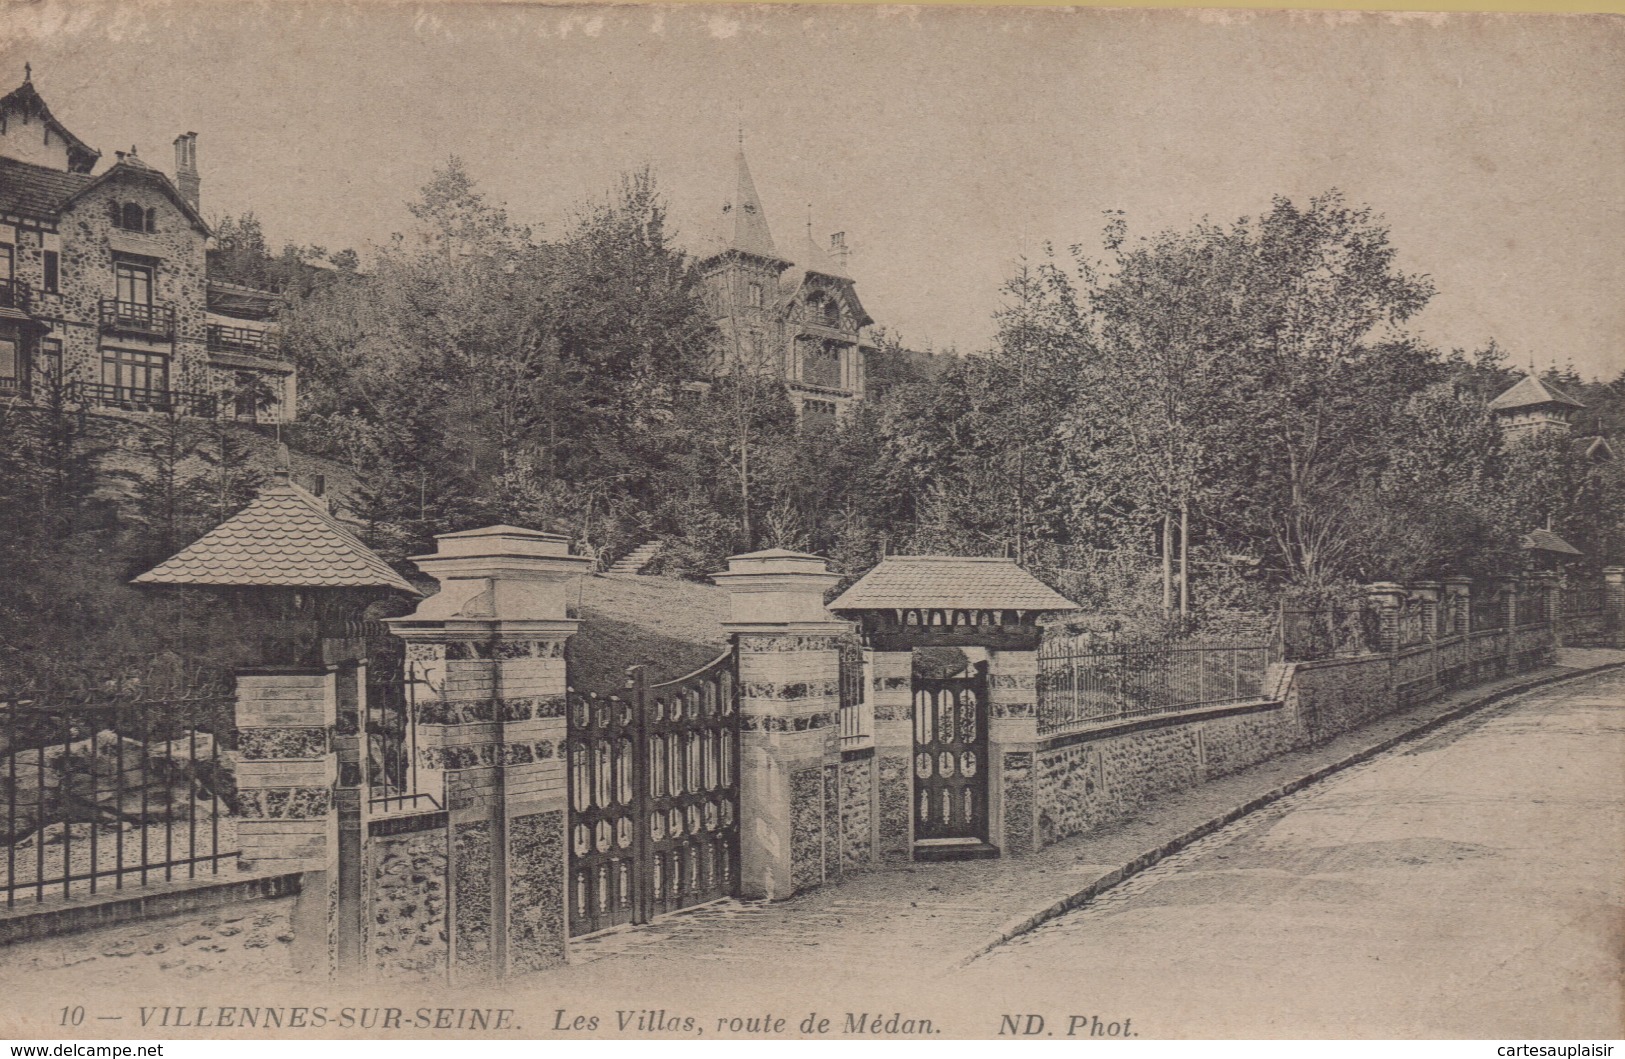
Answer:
xmin=697 ymin=145 xmax=879 ymax=420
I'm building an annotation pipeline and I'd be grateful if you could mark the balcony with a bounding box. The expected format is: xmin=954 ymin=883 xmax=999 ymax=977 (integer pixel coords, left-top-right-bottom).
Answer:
xmin=0 ymin=279 xmax=30 ymax=312
xmin=206 ymin=323 xmax=279 ymax=357
xmin=99 ymin=298 xmax=176 ymax=340
xmin=66 ymin=381 xmax=218 ymax=418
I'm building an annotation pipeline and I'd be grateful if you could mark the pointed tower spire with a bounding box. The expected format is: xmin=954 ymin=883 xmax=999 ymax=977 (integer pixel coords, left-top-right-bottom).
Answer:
xmin=722 ymin=141 xmax=781 ymax=261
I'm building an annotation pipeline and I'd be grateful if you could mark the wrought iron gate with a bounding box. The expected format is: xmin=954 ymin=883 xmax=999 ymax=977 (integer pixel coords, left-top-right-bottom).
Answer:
xmin=912 ymin=664 xmax=988 ymax=842
xmin=567 ymin=650 xmax=740 ymax=938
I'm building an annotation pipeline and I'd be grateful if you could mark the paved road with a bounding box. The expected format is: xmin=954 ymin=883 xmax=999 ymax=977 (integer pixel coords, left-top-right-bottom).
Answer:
xmin=960 ymin=668 xmax=1625 ymax=1039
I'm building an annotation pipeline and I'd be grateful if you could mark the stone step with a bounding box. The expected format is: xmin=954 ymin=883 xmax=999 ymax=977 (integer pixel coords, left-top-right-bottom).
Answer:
xmin=606 ymin=541 xmax=661 ymax=575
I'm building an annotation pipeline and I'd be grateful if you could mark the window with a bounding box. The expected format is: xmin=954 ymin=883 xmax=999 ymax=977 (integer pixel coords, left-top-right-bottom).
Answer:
xmin=747 ymin=281 xmax=763 ymax=308
xmin=801 ymin=338 xmax=843 ymax=389
xmin=0 ymin=243 xmax=12 ymax=282
xmin=38 ymin=338 xmax=61 ymax=383
xmin=115 ymin=261 xmax=154 ymax=306
xmin=110 ymin=202 xmax=157 ymax=233
xmin=802 ymin=398 xmax=838 ymax=422
xmin=42 ymin=250 xmax=57 ymax=293
xmin=233 ymin=372 xmax=259 ymax=419
xmin=0 ymin=338 xmax=16 ymax=383
xmin=822 ymin=297 xmax=840 ymax=329
xmin=101 ymin=347 xmax=169 ymax=400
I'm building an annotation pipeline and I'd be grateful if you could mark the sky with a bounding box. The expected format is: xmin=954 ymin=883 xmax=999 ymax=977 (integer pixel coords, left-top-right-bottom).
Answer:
xmin=3 ymin=2 xmax=1622 ymax=378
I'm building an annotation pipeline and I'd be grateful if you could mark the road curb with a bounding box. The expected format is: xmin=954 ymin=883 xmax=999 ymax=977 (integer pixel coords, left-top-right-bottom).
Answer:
xmin=954 ymin=660 xmax=1625 ymax=968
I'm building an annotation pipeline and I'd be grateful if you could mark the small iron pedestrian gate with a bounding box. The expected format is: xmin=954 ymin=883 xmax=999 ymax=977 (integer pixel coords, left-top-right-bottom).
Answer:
xmin=567 ymin=651 xmax=741 ymax=937
xmin=912 ymin=664 xmax=989 ymax=842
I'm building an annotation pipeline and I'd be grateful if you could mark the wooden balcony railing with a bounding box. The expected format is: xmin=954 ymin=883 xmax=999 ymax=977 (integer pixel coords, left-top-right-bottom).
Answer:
xmin=206 ymin=324 xmax=280 ymax=356
xmin=66 ymin=381 xmax=217 ymax=418
xmin=99 ymin=299 xmax=176 ymax=340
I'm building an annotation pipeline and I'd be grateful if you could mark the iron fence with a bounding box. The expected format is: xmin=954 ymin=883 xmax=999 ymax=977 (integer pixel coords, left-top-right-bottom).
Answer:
xmin=1277 ymin=603 xmax=1380 ymax=662
xmin=1515 ymin=591 xmax=1550 ymax=628
xmin=2 ymin=673 xmax=237 ymax=906
xmin=1561 ymin=585 xmax=1606 ymax=618
xmin=837 ymin=642 xmax=870 ymax=748
xmin=1037 ymin=640 xmax=1271 ymax=735
xmin=366 ymin=658 xmax=437 ymax=814
xmin=1471 ymin=589 xmax=1508 ymax=632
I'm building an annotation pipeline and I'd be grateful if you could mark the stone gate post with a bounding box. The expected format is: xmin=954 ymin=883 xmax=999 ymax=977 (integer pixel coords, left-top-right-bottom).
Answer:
xmin=233 ymin=663 xmax=343 ymax=976
xmin=1365 ymin=583 xmax=1408 ymax=654
xmin=867 ymin=646 xmax=914 ymax=863
xmin=986 ymin=634 xmax=1042 ymax=856
xmin=1605 ymin=567 xmax=1625 ymax=647
xmin=1442 ymin=576 xmax=1473 ymax=637
xmin=386 ymin=526 xmax=589 ymax=978
xmin=712 ymin=549 xmax=847 ymax=900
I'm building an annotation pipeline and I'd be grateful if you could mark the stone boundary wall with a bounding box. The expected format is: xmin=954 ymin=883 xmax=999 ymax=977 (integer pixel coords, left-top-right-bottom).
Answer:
xmin=1032 ymin=620 xmax=1557 ymax=851
xmin=1558 ymin=611 xmax=1616 ymax=648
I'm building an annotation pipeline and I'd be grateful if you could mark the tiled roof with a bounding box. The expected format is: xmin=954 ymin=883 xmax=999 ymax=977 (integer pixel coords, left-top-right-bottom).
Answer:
xmin=0 ymin=79 xmax=100 ymax=172
xmin=829 ymin=555 xmax=1078 ymax=612
xmin=1572 ymin=436 xmax=1615 ymax=461
xmin=132 ymin=478 xmax=417 ymax=593
xmin=1519 ymin=529 xmax=1583 ymax=556
xmin=1490 ymin=375 xmax=1585 ymax=412
xmin=0 ymin=156 xmax=92 ymax=217
xmin=722 ymin=148 xmax=784 ymax=262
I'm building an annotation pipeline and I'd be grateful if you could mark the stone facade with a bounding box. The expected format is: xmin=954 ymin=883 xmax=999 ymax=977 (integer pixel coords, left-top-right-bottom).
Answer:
xmin=379 ymin=525 xmax=588 ymax=980
xmin=365 ymin=822 xmax=449 ymax=979
xmin=837 ymin=754 xmax=875 ymax=872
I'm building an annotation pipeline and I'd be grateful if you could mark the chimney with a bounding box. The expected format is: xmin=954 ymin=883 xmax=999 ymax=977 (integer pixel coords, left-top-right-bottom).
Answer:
xmin=829 ymin=231 xmax=850 ymax=272
xmin=173 ymin=132 xmax=199 ymax=211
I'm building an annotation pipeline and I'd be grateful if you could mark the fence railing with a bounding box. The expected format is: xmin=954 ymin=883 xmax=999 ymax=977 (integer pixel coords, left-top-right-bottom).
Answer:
xmin=366 ymin=659 xmax=438 ymax=814
xmin=837 ymin=642 xmax=870 ymax=748
xmin=1515 ymin=592 xmax=1550 ymax=628
xmin=2 ymin=675 xmax=237 ymax=907
xmin=1277 ymin=603 xmax=1380 ymax=662
xmin=1471 ymin=591 xmax=1508 ymax=632
xmin=206 ymin=324 xmax=280 ymax=357
xmin=1561 ymin=585 xmax=1607 ymax=618
xmin=1037 ymin=641 xmax=1271 ymax=736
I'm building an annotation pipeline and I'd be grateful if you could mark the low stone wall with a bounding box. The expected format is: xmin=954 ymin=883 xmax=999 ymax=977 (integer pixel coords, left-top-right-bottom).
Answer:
xmin=1293 ymin=654 xmax=1393 ymax=740
xmin=1035 ymin=702 xmax=1287 ymax=848
xmin=1031 ymin=620 xmax=1559 ymax=851
xmin=1558 ymin=612 xmax=1616 ymax=648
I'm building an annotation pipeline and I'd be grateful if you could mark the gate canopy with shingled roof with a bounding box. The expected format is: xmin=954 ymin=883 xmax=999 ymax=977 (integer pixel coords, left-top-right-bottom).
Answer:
xmin=829 ymin=555 xmax=1077 ymax=650
xmin=132 ymin=472 xmax=417 ymax=665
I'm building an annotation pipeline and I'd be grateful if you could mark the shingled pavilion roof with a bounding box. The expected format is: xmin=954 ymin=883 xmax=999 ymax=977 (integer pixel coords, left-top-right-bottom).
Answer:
xmin=829 ymin=555 xmax=1077 ymax=613
xmin=132 ymin=476 xmax=416 ymax=593
xmin=1490 ymin=375 xmax=1585 ymax=412
xmin=1519 ymin=528 xmax=1583 ymax=557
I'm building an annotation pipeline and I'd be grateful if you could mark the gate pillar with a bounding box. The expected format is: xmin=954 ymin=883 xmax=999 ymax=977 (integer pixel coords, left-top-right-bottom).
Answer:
xmin=868 ymin=648 xmax=914 ymax=862
xmin=713 ymin=549 xmax=848 ymax=900
xmin=386 ymin=526 xmax=590 ymax=979
xmin=1606 ymin=567 xmax=1625 ymax=647
xmin=986 ymin=646 xmax=1041 ymax=855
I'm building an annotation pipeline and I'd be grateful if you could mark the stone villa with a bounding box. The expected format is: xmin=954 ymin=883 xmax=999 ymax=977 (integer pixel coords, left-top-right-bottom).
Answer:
xmin=0 ymin=69 xmax=293 ymax=422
